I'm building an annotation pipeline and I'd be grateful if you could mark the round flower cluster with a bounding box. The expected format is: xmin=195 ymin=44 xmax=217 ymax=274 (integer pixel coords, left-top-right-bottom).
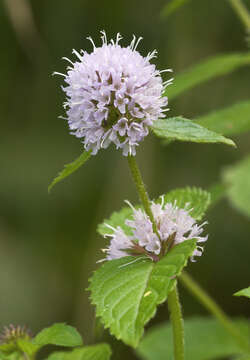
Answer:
xmin=0 ymin=325 xmax=31 ymax=344
xmin=55 ymin=31 xmax=172 ymax=156
xmin=103 ymin=199 xmax=208 ymax=262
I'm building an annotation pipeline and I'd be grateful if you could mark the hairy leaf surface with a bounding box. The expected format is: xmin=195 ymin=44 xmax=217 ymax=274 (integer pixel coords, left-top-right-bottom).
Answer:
xmin=89 ymin=240 xmax=196 ymax=347
xmin=151 ymin=117 xmax=235 ymax=146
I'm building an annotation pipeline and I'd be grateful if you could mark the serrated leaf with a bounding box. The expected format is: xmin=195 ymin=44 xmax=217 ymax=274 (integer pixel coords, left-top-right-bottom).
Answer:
xmin=166 ymin=53 xmax=250 ymax=100
xmin=98 ymin=187 xmax=210 ymax=237
xmin=48 ymin=150 xmax=91 ymax=192
xmin=223 ymin=155 xmax=250 ymax=218
xmin=162 ymin=187 xmax=211 ymax=221
xmin=89 ymin=239 xmax=196 ymax=347
xmin=136 ymin=317 xmax=249 ymax=360
xmin=46 ymin=343 xmax=111 ymax=360
xmin=196 ymin=101 xmax=250 ymax=136
xmin=151 ymin=117 xmax=235 ymax=147
xmin=161 ymin=0 xmax=191 ymax=18
xmin=234 ymin=287 xmax=250 ymax=299
xmin=97 ymin=206 xmax=134 ymax=236
xmin=34 ymin=323 xmax=83 ymax=347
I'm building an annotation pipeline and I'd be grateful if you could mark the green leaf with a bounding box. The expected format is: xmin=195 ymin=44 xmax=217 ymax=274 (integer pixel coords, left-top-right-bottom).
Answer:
xmin=89 ymin=239 xmax=196 ymax=347
xmin=48 ymin=150 xmax=91 ymax=192
xmin=0 ymin=339 xmax=39 ymax=358
xmin=97 ymin=206 xmax=134 ymax=236
xmin=151 ymin=117 xmax=235 ymax=147
xmin=196 ymin=101 xmax=250 ymax=136
xmin=166 ymin=53 xmax=250 ymax=100
xmin=16 ymin=339 xmax=39 ymax=357
xmin=136 ymin=317 xmax=249 ymax=360
xmin=162 ymin=187 xmax=211 ymax=221
xmin=98 ymin=187 xmax=210 ymax=237
xmin=161 ymin=0 xmax=191 ymax=18
xmin=0 ymin=352 xmax=21 ymax=360
xmin=46 ymin=343 xmax=112 ymax=360
xmin=223 ymin=155 xmax=250 ymax=218
xmin=34 ymin=323 xmax=83 ymax=348
xmin=234 ymin=287 xmax=250 ymax=299
xmin=0 ymin=343 xmax=16 ymax=354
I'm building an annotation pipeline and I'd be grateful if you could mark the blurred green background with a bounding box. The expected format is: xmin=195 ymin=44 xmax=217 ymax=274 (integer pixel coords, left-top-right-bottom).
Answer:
xmin=0 ymin=0 xmax=249 ymax=358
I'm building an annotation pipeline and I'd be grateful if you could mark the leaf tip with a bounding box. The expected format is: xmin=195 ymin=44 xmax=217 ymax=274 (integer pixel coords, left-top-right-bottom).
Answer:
xmin=228 ymin=138 xmax=237 ymax=148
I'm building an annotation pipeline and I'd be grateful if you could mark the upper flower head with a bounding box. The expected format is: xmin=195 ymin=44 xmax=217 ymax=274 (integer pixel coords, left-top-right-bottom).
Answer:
xmin=103 ymin=198 xmax=208 ymax=262
xmin=54 ymin=31 xmax=172 ymax=156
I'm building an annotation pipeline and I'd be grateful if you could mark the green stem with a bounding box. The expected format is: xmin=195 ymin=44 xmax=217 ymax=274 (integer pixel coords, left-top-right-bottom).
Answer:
xmin=127 ymin=155 xmax=160 ymax=237
xmin=127 ymin=155 xmax=185 ymax=359
xmin=229 ymin=0 xmax=250 ymax=30
xmin=127 ymin=155 xmax=250 ymax=354
xmin=180 ymin=271 xmax=250 ymax=352
xmin=168 ymin=286 xmax=185 ymax=360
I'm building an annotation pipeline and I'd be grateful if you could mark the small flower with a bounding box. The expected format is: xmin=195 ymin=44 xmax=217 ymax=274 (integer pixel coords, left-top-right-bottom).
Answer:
xmin=102 ymin=199 xmax=208 ymax=262
xmin=0 ymin=325 xmax=31 ymax=344
xmin=54 ymin=31 xmax=172 ymax=156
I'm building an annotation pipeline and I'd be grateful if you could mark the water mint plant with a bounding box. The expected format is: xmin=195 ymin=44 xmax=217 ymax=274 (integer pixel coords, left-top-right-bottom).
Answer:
xmin=2 ymin=2 xmax=250 ymax=360
xmin=47 ymin=27 xmax=250 ymax=360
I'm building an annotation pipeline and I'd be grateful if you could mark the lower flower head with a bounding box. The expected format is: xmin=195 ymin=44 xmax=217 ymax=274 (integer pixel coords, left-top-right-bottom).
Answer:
xmin=0 ymin=325 xmax=31 ymax=344
xmin=102 ymin=199 xmax=208 ymax=262
xmin=54 ymin=31 xmax=172 ymax=156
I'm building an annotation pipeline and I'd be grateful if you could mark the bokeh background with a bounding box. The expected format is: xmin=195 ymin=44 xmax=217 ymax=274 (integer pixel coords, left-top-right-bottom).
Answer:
xmin=0 ymin=0 xmax=249 ymax=358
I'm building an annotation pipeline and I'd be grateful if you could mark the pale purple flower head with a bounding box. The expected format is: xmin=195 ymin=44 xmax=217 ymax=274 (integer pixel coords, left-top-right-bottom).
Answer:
xmin=103 ymin=199 xmax=208 ymax=262
xmin=54 ymin=31 xmax=172 ymax=156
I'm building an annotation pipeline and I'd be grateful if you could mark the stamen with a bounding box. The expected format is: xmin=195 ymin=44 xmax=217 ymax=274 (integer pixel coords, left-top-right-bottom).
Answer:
xmin=101 ymin=129 xmax=111 ymax=148
xmin=62 ymin=57 xmax=74 ymax=66
xmin=134 ymin=36 xmax=143 ymax=50
xmin=72 ymin=49 xmax=82 ymax=61
xmin=52 ymin=72 xmax=66 ymax=77
xmin=118 ymin=256 xmax=147 ymax=268
xmin=130 ymin=35 xmax=136 ymax=50
xmin=159 ymin=68 xmax=173 ymax=74
xmin=86 ymin=36 xmax=96 ymax=50
xmin=160 ymin=195 xmax=165 ymax=207
xmin=100 ymin=30 xmax=107 ymax=45
xmin=124 ymin=199 xmax=136 ymax=212
xmin=104 ymin=223 xmax=117 ymax=232
xmin=116 ymin=33 xmax=122 ymax=44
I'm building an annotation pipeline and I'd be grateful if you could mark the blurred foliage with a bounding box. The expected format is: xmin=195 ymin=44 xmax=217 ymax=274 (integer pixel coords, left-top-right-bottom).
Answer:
xmin=137 ymin=317 xmax=249 ymax=360
xmin=0 ymin=0 xmax=250 ymax=359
